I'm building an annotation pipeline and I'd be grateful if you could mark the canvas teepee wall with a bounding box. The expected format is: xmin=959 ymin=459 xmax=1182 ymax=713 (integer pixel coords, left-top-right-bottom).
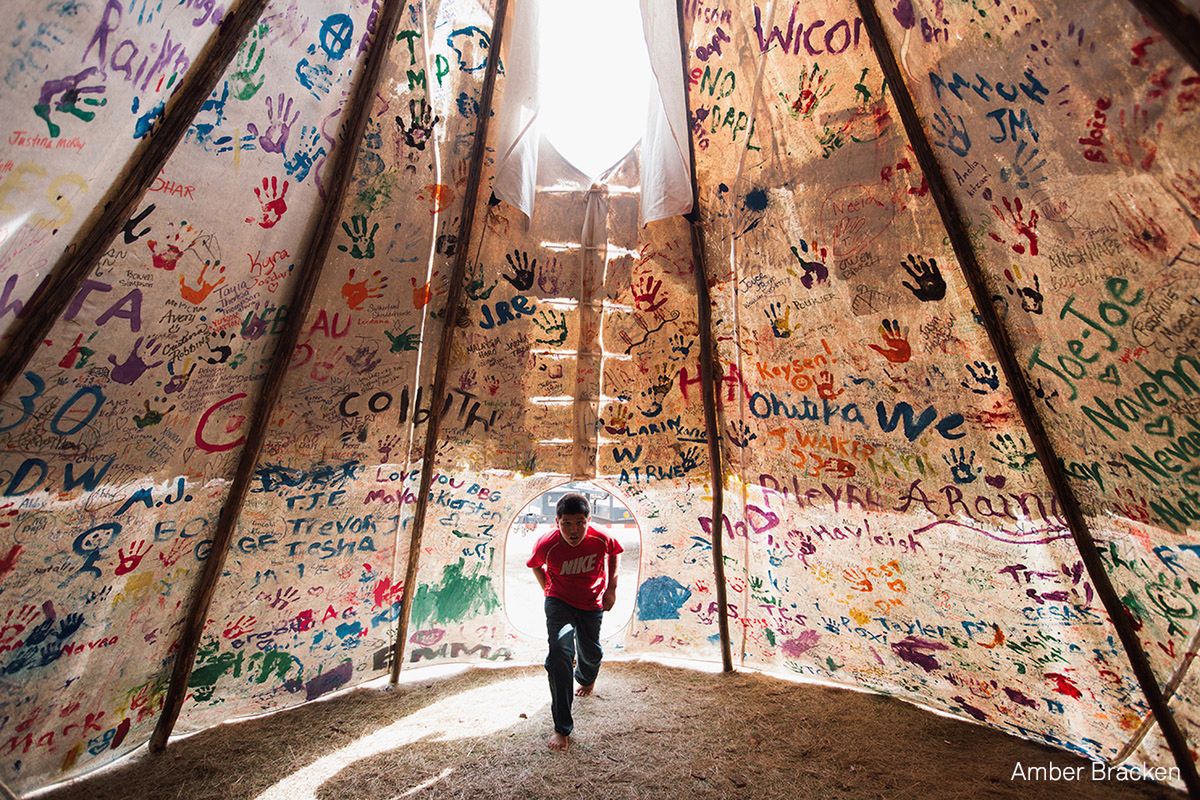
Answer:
xmin=0 ymin=0 xmax=1197 ymax=795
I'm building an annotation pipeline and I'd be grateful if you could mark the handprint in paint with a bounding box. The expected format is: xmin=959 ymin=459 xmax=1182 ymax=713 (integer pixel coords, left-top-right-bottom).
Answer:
xmin=930 ymin=107 xmax=970 ymax=156
xmin=631 ymin=275 xmax=667 ymax=313
xmin=960 ymin=361 xmax=1000 ymax=394
xmin=987 ymin=196 xmax=1039 ymax=256
xmin=245 ymin=176 xmax=290 ymax=229
xmin=341 ymin=268 xmax=388 ymax=310
xmin=533 ymin=309 xmax=568 ymax=346
xmin=396 ymin=98 xmax=440 ymax=150
xmin=1003 ymin=267 xmax=1043 ymax=314
xmin=989 ymin=433 xmax=1037 ymax=471
xmin=783 ymin=63 xmax=832 ymax=118
xmin=867 ymin=319 xmax=911 ymax=364
xmin=147 ymin=221 xmax=199 ymax=271
xmin=764 ymin=303 xmax=793 ymax=339
xmin=108 ymin=337 xmax=164 ymax=385
xmin=338 ymin=214 xmax=379 ymax=259
xmin=385 ymin=326 xmax=420 ymax=353
xmin=230 ymin=23 xmax=268 ymax=100
xmin=789 ymin=238 xmax=828 ymax=288
xmin=942 ymin=448 xmax=980 ymax=485
xmin=900 ymin=254 xmax=945 ymax=302
xmin=34 ymin=67 xmax=107 ymax=137
xmin=180 ymin=260 xmax=226 ymax=304
xmin=250 ymin=94 xmax=300 ymax=154
xmin=502 ymin=249 xmax=536 ymax=291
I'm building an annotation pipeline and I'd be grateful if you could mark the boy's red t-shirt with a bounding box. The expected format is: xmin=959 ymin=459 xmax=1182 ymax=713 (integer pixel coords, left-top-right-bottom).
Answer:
xmin=527 ymin=526 xmax=624 ymax=611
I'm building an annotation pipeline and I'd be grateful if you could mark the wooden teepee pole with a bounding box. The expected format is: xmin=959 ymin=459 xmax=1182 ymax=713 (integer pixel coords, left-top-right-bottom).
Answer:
xmin=855 ymin=1 xmax=1200 ymax=794
xmin=675 ymin=0 xmax=732 ymax=673
xmin=0 ymin=0 xmax=271 ymax=399
xmin=149 ymin=0 xmax=408 ymax=752
xmin=1125 ymin=0 xmax=1200 ymax=75
xmin=388 ymin=0 xmax=510 ymax=684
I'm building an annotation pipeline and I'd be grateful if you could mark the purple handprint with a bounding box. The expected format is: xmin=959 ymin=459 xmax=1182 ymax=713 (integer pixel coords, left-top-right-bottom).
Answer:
xmin=249 ymin=94 xmax=299 ymax=154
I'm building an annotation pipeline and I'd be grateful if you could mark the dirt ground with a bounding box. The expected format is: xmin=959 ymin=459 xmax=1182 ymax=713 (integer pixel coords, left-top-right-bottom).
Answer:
xmin=41 ymin=661 xmax=1181 ymax=800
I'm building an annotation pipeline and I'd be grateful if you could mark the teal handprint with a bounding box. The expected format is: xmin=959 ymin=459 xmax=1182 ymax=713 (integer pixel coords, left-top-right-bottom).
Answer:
xmin=338 ymin=214 xmax=379 ymax=259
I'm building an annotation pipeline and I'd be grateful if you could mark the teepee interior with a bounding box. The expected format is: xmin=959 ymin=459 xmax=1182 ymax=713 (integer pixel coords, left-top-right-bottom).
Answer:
xmin=0 ymin=0 xmax=1199 ymax=796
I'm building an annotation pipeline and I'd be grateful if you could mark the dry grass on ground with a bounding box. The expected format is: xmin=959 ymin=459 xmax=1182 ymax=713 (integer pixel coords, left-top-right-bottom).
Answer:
xmin=42 ymin=661 xmax=1180 ymax=800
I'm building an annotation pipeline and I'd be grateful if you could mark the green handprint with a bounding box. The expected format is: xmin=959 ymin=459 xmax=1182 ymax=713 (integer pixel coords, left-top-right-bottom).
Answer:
xmin=34 ymin=68 xmax=107 ymax=137
xmin=465 ymin=260 xmax=498 ymax=301
xmin=532 ymin=309 xmax=568 ymax=346
xmin=230 ymin=23 xmax=268 ymax=101
xmin=338 ymin=214 xmax=379 ymax=259
xmin=385 ymin=326 xmax=420 ymax=353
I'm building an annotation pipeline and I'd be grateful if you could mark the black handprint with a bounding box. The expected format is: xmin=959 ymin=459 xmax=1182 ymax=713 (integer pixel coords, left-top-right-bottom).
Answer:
xmin=1033 ymin=378 xmax=1059 ymax=412
xmin=678 ymin=446 xmax=701 ymax=472
xmin=396 ymin=98 xmax=440 ymax=151
xmin=900 ymin=254 xmax=946 ymax=301
xmin=502 ymin=249 xmax=536 ymax=291
xmin=436 ymin=215 xmax=460 ymax=256
xmin=669 ymin=334 xmax=694 ymax=359
xmin=1004 ymin=268 xmax=1043 ymax=314
xmin=727 ymin=420 xmax=757 ymax=448
xmin=960 ymin=361 xmax=1000 ymax=394
xmin=942 ymin=447 xmax=979 ymax=484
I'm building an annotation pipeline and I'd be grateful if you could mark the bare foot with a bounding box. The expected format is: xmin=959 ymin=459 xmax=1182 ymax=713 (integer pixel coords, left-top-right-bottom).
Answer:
xmin=548 ymin=732 xmax=570 ymax=751
xmin=575 ymin=683 xmax=593 ymax=697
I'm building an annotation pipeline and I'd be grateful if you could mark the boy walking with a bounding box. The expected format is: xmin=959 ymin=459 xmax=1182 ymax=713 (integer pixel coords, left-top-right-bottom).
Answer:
xmin=527 ymin=492 xmax=623 ymax=751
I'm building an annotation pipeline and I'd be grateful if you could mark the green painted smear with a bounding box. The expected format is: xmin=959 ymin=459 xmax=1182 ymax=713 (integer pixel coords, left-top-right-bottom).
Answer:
xmin=410 ymin=559 xmax=499 ymax=629
xmin=189 ymin=637 xmax=301 ymax=702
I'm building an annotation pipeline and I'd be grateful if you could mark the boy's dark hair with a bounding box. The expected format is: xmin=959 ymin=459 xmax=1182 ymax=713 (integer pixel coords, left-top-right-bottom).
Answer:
xmin=555 ymin=492 xmax=590 ymax=517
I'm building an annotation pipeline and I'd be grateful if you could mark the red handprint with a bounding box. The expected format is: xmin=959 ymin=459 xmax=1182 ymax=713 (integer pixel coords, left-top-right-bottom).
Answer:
xmin=410 ymin=272 xmax=441 ymax=310
xmin=245 ymin=176 xmax=290 ymax=229
xmin=785 ymin=63 xmax=832 ymax=118
xmin=147 ymin=221 xmax=198 ymax=271
xmin=816 ymin=369 xmax=844 ymax=399
xmin=631 ymin=275 xmax=666 ymax=312
xmin=988 ymin=196 xmax=1039 ymax=256
xmin=1112 ymin=104 xmax=1162 ymax=170
xmin=0 ymin=544 xmax=22 ymax=582
xmin=223 ymin=615 xmax=257 ymax=639
xmin=1171 ymin=169 xmax=1200 ymax=217
xmin=114 ymin=540 xmax=150 ymax=576
xmin=157 ymin=538 xmax=191 ymax=569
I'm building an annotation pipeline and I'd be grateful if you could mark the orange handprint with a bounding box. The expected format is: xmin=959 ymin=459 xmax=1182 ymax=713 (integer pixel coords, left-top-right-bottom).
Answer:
xmin=342 ymin=268 xmax=388 ymax=309
xmin=868 ymin=319 xmax=911 ymax=363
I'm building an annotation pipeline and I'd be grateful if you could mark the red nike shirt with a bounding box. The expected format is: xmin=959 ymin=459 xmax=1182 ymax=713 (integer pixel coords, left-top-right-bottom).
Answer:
xmin=527 ymin=526 xmax=624 ymax=611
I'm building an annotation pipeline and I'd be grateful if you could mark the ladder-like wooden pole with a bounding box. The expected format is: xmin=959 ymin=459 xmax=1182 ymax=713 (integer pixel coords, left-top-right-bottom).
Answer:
xmin=0 ymin=0 xmax=271 ymax=398
xmin=150 ymin=0 xmax=408 ymax=751
xmin=855 ymin=1 xmax=1200 ymax=794
xmin=389 ymin=0 xmax=510 ymax=683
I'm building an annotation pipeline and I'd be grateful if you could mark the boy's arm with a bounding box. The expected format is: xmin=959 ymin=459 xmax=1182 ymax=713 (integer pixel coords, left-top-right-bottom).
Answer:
xmin=531 ymin=566 xmax=547 ymax=591
xmin=602 ymin=553 xmax=619 ymax=610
